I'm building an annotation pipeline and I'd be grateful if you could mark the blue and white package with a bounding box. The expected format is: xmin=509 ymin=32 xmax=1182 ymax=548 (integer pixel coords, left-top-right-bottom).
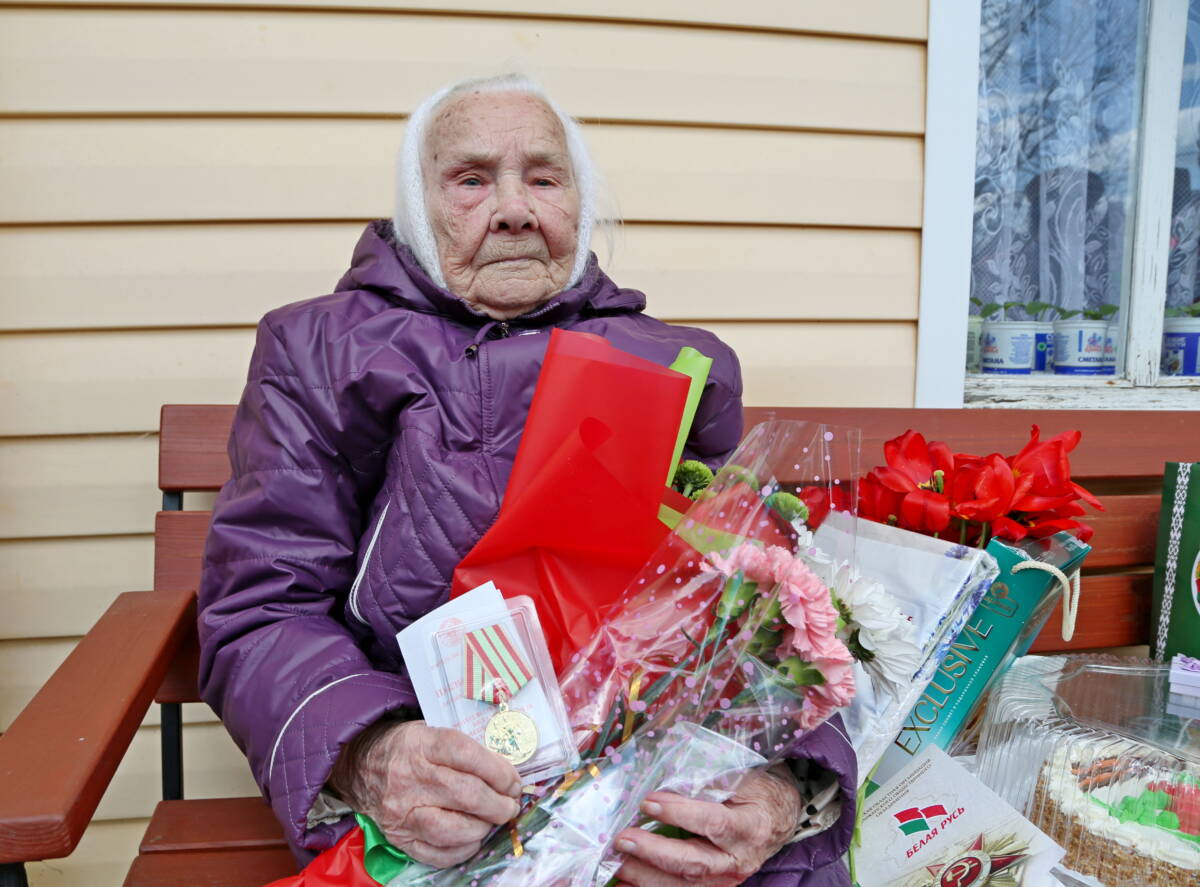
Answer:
xmin=1034 ymin=323 xmax=1054 ymax=372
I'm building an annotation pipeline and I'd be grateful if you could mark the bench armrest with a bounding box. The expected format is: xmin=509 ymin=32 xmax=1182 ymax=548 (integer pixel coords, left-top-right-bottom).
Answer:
xmin=0 ymin=588 xmax=195 ymax=863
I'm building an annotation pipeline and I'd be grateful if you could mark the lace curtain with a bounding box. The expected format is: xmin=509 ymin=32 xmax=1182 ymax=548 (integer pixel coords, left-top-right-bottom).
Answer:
xmin=971 ymin=0 xmax=1145 ymax=320
xmin=1168 ymin=1 xmax=1200 ymax=310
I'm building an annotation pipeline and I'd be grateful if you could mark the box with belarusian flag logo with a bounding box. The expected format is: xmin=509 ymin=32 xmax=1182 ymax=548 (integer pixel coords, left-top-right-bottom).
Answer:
xmin=851 ymin=746 xmax=1063 ymax=887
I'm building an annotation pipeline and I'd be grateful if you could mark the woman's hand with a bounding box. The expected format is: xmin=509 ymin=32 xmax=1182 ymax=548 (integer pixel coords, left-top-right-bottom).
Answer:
xmin=329 ymin=719 xmax=523 ymax=867
xmin=613 ymin=765 xmax=802 ymax=887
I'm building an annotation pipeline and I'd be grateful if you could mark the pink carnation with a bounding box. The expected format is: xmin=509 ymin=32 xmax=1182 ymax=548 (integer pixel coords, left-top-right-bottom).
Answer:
xmin=794 ymin=660 xmax=856 ymax=732
xmin=705 ymin=544 xmax=773 ymax=586
xmin=777 ymin=557 xmax=853 ymax=666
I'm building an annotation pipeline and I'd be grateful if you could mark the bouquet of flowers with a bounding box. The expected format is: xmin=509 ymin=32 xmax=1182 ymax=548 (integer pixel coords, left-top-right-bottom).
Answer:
xmin=856 ymin=425 xmax=1102 ymax=546
xmin=388 ymin=419 xmax=867 ymax=886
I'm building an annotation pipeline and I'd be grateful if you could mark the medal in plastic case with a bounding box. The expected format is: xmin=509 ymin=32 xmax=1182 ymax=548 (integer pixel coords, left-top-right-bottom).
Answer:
xmin=463 ymin=623 xmax=539 ymax=764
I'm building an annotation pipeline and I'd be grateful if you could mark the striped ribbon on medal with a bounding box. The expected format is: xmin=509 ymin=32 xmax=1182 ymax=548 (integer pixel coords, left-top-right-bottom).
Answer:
xmin=463 ymin=623 xmax=533 ymax=704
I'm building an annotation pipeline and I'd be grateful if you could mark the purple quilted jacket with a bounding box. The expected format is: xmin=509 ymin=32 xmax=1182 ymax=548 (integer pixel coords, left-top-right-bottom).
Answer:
xmin=199 ymin=220 xmax=855 ymax=885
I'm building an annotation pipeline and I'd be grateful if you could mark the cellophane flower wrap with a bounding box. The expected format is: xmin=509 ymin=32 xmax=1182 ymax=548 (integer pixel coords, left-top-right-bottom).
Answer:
xmin=391 ymin=420 xmax=863 ymax=886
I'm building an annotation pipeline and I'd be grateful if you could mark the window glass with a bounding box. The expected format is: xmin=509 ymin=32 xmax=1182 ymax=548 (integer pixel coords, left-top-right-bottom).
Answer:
xmin=1164 ymin=0 xmax=1200 ymax=377
xmin=968 ymin=0 xmax=1148 ymax=377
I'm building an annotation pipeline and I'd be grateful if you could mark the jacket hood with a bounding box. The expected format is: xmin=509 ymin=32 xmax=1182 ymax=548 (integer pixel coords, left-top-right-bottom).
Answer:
xmin=337 ymin=220 xmax=646 ymax=327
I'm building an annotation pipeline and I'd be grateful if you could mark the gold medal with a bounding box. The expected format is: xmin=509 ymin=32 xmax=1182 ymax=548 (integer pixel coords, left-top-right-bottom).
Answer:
xmin=484 ymin=702 xmax=539 ymax=765
xmin=464 ymin=622 xmax=540 ymax=765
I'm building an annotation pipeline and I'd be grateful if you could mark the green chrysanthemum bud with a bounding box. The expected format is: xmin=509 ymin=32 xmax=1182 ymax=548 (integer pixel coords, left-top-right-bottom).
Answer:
xmin=718 ymin=464 xmax=760 ymax=492
xmin=765 ymin=491 xmax=809 ymax=524
xmin=672 ymin=459 xmax=715 ymax=500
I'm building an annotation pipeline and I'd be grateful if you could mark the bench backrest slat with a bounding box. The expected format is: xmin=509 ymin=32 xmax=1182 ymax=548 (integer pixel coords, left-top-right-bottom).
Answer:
xmin=157 ymin=404 xmax=1193 ymax=704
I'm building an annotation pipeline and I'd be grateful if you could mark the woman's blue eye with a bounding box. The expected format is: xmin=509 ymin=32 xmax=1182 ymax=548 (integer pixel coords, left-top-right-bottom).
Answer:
xmin=462 ymin=176 xmax=482 ymax=186
xmin=534 ymin=178 xmax=554 ymax=187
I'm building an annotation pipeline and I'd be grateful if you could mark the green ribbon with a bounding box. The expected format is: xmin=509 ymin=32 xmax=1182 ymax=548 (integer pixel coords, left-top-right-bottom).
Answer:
xmin=665 ymin=347 xmax=713 ymax=486
xmin=356 ymin=813 xmax=416 ymax=885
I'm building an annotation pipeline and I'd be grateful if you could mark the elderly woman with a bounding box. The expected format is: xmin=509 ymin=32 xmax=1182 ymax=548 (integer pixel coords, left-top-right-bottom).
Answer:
xmin=199 ymin=75 xmax=855 ymax=886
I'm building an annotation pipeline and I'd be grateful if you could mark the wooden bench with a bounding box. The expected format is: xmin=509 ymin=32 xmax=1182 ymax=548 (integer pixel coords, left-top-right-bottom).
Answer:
xmin=1 ymin=404 xmax=1195 ymax=887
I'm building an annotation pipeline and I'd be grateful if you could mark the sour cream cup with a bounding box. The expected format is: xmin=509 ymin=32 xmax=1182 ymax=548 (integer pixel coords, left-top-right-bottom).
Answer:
xmin=981 ymin=321 xmax=1037 ymax=374
xmin=1053 ymin=320 xmax=1109 ymax=375
xmin=966 ymin=316 xmax=983 ymax=373
xmin=1162 ymin=316 xmax=1200 ymax=377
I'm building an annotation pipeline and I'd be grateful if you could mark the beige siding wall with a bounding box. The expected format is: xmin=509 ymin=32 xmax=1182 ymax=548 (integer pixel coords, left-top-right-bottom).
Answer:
xmin=0 ymin=3 xmax=927 ymax=883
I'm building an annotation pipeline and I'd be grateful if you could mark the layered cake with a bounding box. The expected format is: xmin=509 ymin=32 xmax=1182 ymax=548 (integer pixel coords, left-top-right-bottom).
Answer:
xmin=976 ymin=654 xmax=1200 ymax=887
xmin=1029 ymin=742 xmax=1199 ymax=885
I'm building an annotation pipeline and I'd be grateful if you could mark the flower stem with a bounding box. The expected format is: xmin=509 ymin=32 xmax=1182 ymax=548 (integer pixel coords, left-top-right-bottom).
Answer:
xmin=979 ymin=521 xmax=990 ymax=549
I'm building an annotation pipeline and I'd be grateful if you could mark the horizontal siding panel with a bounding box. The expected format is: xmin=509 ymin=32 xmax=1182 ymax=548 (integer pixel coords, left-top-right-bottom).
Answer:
xmin=0 ymin=10 xmax=925 ymax=135
xmin=0 ymin=321 xmax=914 ymax=437
xmin=691 ymin=321 xmax=916 ymax=407
xmin=0 ymin=435 xmax=161 ymax=538
xmin=0 ymin=636 xmax=219 ymax=725
xmin=96 ymin=722 xmax=258 ymax=821
xmin=0 ymin=1 xmax=930 ymax=41
xmin=0 ymin=535 xmax=153 ymax=639
xmin=0 ymin=120 xmax=924 ymax=227
xmin=621 ymin=228 xmax=921 ymax=321
xmin=0 ymin=224 xmax=921 ymax=331
xmin=0 ymin=330 xmax=255 ymax=437
xmin=27 ymin=819 xmax=145 ymax=887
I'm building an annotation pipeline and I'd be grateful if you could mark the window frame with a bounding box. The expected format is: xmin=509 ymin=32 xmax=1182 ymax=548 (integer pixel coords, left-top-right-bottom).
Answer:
xmin=917 ymin=0 xmax=1200 ymax=408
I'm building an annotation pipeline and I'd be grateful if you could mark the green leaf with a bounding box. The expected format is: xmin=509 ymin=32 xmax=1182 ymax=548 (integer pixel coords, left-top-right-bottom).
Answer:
xmin=777 ymin=655 xmax=826 ymax=687
xmin=1025 ymin=300 xmax=1064 ymax=320
xmin=1082 ymin=304 xmax=1119 ymax=320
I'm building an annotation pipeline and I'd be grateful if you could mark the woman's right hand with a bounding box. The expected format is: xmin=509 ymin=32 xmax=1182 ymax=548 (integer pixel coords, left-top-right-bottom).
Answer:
xmin=330 ymin=719 xmax=523 ymax=867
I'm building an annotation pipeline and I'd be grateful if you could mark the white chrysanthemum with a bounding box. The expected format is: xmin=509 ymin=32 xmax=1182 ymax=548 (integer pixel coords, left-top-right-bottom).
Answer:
xmin=832 ymin=567 xmax=922 ymax=693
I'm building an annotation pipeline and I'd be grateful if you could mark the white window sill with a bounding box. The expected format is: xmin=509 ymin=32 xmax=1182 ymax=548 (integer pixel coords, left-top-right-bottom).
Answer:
xmin=964 ymin=374 xmax=1200 ymax=409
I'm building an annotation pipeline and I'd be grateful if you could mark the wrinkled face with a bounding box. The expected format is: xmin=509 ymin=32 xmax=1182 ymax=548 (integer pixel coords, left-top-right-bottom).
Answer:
xmin=423 ymin=91 xmax=581 ymax=319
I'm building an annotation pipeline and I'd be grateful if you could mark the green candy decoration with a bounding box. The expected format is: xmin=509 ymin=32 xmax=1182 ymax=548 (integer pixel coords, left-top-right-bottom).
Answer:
xmin=1144 ymin=789 xmax=1172 ymax=809
xmin=1158 ymin=810 xmax=1181 ymax=830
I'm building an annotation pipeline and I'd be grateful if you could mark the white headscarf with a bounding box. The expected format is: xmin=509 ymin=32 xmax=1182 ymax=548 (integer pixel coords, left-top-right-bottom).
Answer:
xmin=393 ymin=74 xmax=606 ymax=291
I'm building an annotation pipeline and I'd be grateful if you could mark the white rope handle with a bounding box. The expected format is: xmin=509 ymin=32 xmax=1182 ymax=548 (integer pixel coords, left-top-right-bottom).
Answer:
xmin=1010 ymin=560 xmax=1083 ymax=643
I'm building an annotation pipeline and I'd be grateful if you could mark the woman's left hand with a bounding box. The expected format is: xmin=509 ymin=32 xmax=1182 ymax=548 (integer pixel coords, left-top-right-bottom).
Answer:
xmin=613 ymin=765 xmax=802 ymax=887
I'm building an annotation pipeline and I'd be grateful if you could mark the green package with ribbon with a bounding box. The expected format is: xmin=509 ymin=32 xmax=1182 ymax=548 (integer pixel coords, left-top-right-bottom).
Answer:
xmin=1151 ymin=461 xmax=1200 ymax=660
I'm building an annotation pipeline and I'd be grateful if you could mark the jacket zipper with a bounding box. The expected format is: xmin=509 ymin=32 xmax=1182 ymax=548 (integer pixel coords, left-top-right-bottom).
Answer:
xmin=467 ymin=321 xmax=511 ymax=505
xmin=348 ymin=500 xmax=389 ymax=624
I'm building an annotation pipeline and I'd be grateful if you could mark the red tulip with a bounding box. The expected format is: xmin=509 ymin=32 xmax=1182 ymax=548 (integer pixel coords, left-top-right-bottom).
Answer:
xmin=866 ymin=431 xmax=956 ymax=535
xmin=990 ymin=515 xmax=1029 ymax=542
xmin=858 ymin=472 xmax=904 ymax=525
xmin=1008 ymin=425 xmax=1104 ymax=514
xmin=898 ymin=488 xmax=952 ymax=533
xmin=875 ymin=431 xmax=955 ymax=495
xmin=950 ymin=453 xmax=1015 ymax=523
xmin=798 ymin=483 xmax=852 ymax=529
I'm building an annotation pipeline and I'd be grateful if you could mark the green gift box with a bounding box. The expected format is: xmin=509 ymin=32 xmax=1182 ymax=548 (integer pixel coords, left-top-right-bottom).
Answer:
xmin=1151 ymin=461 xmax=1200 ymax=660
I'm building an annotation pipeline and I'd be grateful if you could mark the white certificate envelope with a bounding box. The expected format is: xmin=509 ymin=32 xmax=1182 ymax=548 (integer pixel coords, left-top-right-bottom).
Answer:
xmin=396 ymin=581 xmax=578 ymax=782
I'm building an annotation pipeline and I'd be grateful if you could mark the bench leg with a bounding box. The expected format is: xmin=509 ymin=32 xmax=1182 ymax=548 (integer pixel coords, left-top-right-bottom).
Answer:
xmin=0 ymin=863 xmax=29 ymax=887
xmin=161 ymin=702 xmax=183 ymax=801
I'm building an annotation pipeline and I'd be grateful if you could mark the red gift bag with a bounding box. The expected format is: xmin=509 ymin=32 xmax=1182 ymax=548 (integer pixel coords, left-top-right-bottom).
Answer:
xmin=451 ymin=329 xmax=691 ymax=671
